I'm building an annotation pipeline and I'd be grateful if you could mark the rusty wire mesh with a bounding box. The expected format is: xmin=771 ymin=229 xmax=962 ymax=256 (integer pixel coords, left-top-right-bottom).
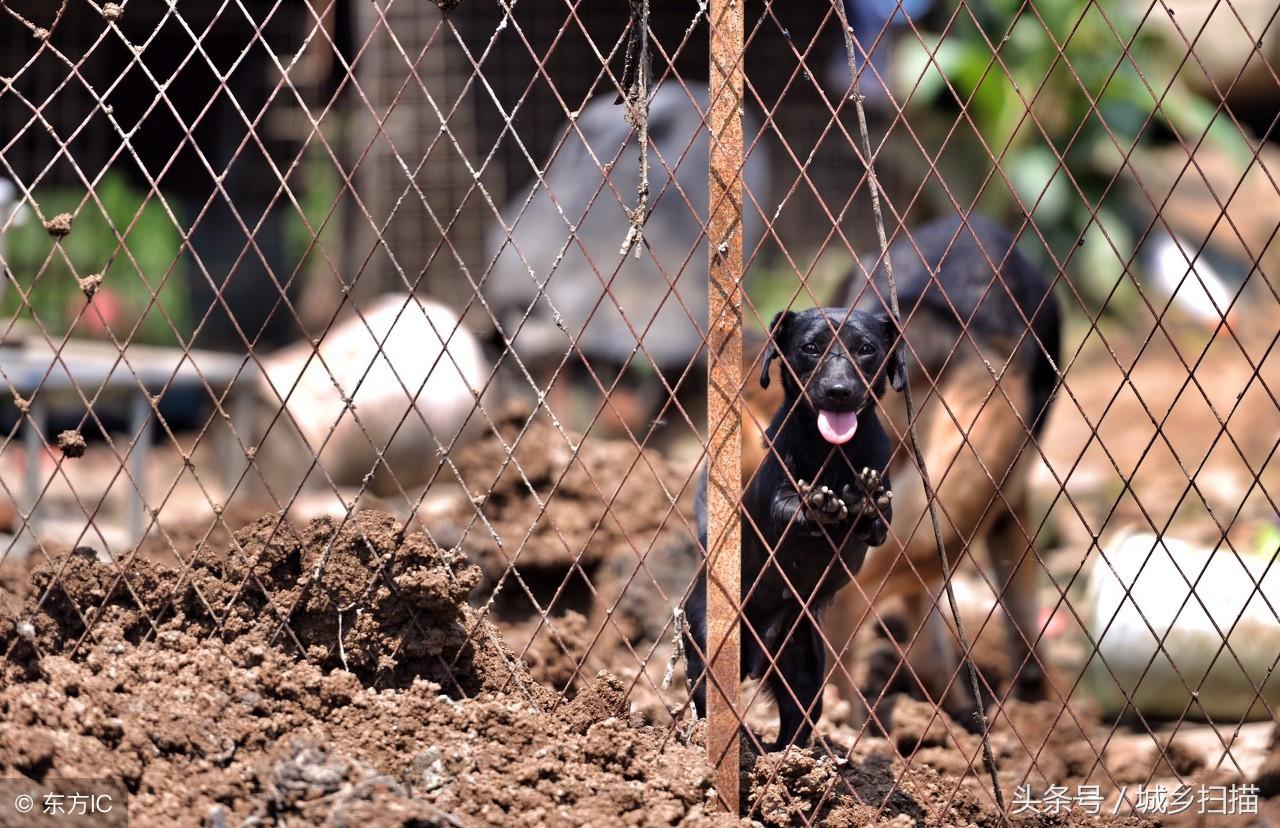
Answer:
xmin=1 ymin=0 xmax=1278 ymax=824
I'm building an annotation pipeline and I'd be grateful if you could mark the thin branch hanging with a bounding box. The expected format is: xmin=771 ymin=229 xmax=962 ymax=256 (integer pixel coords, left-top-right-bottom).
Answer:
xmin=618 ymin=0 xmax=651 ymax=258
xmin=831 ymin=0 xmax=1009 ymax=819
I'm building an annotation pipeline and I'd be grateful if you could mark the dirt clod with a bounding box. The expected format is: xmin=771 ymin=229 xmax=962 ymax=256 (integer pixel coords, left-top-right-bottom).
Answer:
xmin=450 ymin=403 xmax=686 ymax=582
xmin=101 ymin=3 xmax=123 ymax=21
xmin=43 ymin=212 xmax=72 ymax=236
xmin=56 ymin=430 xmax=86 ymax=458
xmin=77 ymin=272 xmax=104 ymax=297
xmin=518 ymin=608 xmax=592 ymax=694
xmin=7 ymin=511 xmax=546 ymax=700
xmin=748 ymin=745 xmax=992 ymax=827
xmin=889 ymin=697 xmax=971 ymax=757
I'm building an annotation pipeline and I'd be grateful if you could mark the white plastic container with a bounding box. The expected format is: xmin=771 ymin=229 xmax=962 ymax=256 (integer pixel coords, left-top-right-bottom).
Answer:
xmin=1084 ymin=532 xmax=1280 ymax=721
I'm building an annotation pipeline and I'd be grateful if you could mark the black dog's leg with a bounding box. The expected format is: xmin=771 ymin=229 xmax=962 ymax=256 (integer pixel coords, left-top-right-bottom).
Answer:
xmin=685 ymin=577 xmax=769 ymax=744
xmin=768 ymin=613 xmax=824 ymax=750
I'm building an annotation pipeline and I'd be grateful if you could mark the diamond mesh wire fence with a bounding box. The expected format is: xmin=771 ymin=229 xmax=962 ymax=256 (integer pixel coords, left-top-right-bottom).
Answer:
xmin=1 ymin=0 xmax=1278 ymax=824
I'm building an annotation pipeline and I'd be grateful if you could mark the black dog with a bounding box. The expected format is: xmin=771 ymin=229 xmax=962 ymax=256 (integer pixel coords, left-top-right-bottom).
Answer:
xmin=684 ymin=307 xmax=904 ymax=749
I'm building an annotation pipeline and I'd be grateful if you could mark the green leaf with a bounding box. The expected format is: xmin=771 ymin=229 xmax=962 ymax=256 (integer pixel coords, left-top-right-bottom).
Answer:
xmin=1009 ymin=145 xmax=1070 ymax=223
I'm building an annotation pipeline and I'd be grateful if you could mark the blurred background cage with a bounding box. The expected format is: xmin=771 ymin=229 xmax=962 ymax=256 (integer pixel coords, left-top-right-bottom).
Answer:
xmin=2 ymin=0 xmax=1280 ymax=824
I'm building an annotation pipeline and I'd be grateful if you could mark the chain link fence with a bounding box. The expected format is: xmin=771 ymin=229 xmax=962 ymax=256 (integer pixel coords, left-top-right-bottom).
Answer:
xmin=1 ymin=0 xmax=1278 ymax=824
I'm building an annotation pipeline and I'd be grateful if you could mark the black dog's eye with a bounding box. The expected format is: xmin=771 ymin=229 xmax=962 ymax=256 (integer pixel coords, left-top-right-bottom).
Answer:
xmin=801 ymin=342 xmax=821 ymax=355
xmin=858 ymin=342 xmax=877 ymax=356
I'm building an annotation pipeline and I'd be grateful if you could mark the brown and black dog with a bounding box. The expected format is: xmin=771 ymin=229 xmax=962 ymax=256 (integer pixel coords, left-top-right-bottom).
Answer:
xmin=745 ymin=214 xmax=1060 ymax=725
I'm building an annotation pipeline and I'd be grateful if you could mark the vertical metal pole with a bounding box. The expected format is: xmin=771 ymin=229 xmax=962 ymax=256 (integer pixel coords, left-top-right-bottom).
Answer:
xmin=707 ymin=0 xmax=744 ymax=812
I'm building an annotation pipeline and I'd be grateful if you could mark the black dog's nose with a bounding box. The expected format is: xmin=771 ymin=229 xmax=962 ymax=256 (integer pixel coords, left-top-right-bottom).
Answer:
xmin=826 ymin=384 xmax=853 ymax=402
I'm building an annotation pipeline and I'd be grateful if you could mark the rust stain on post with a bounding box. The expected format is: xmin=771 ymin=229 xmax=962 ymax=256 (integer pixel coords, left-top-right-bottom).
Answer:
xmin=707 ymin=0 xmax=744 ymax=813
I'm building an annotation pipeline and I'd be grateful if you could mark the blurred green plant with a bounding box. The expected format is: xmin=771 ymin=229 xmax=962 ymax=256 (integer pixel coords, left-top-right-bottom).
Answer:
xmin=3 ymin=172 xmax=189 ymax=345
xmin=895 ymin=0 xmax=1254 ymax=313
xmin=284 ymin=143 xmax=342 ymax=276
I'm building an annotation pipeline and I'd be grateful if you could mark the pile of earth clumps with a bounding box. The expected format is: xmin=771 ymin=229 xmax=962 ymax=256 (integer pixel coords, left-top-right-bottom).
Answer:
xmin=0 ymin=630 xmax=726 ymax=826
xmin=446 ymin=403 xmax=691 ymax=584
xmin=443 ymin=404 xmax=700 ymax=698
xmin=0 ymin=508 xmax=1165 ymax=827
xmin=0 ymin=511 xmax=733 ymax=826
xmin=2 ymin=511 xmax=526 ymax=698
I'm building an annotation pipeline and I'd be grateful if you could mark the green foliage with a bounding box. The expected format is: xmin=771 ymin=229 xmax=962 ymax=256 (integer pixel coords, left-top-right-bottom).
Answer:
xmin=3 ymin=172 xmax=189 ymax=345
xmin=284 ymin=144 xmax=342 ymax=277
xmin=1254 ymin=522 xmax=1280 ymax=560
xmin=895 ymin=0 xmax=1252 ymax=312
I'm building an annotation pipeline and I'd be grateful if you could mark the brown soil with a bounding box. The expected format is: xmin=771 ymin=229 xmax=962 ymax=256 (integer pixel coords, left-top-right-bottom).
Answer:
xmin=744 ymin=739 xmax=1159 ymax=827
xmin=446 ymin=403 xmax=698 ymax=699
xmin=0 ymin=631 xmax=729 ymax=826
xmin=1 ymin=511 xmax=740 ymax=825
xmin=747 ymin=745 xmax=989 ymax=827
xmin=4 ymin=512 xmax=530 ymax=699
xmin=505 ymin=609 xmax=594 ymax=695
xmin=56 ymin=430 xmax=86 ymax=459
xmin=0 ymin=506 xmax=1175 ymax=826
xmin=448 ymin=403 xmax=692 ymax=584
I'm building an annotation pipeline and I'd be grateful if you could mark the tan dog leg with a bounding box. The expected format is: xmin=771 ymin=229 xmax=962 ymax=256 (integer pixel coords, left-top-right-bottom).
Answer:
xmin=987 ymin=494 xmax=1049 ymax=700
xmin=827 ymin=356 xmax=1034 ymax=718
xmin=902 ymin=589 xmax=976 ymax=721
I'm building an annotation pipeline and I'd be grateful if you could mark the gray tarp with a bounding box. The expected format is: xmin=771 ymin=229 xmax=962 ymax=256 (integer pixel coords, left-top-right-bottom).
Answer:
xmin=484 ymin=83 xmax=769 ymax=370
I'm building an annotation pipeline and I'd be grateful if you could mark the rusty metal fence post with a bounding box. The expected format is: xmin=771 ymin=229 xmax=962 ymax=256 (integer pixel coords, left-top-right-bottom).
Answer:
xmin=707 ymin=0 xmax=745 ymax=813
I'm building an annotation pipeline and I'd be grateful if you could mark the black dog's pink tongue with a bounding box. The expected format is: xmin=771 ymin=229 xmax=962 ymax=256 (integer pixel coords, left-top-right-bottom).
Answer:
xmin=817 ymin=409 xmax=858 ymax=444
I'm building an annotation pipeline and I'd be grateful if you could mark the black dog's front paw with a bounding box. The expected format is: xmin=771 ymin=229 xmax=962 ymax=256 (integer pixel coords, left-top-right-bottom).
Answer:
xmin=842 ymin=468 xmax=892 ymax=546
xmin=842 ymin=468 xmax=892 ymax=517
xmin=796 ymin=479 xmax=849 ymax=528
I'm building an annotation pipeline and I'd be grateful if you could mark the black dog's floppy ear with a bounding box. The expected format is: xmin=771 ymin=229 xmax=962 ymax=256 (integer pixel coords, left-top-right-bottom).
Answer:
xmin=759 ymin=310 xmax=792 ymax=389
xmin=878 ymin=311 xmax=908 ymax=393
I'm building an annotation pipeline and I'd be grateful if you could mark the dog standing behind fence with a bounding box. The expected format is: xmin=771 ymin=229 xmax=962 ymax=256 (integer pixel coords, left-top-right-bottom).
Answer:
xmin=685 ymin=306 xmax=904 ymax=749
xmin=817 ymin=215 xmax=1062 ymax=724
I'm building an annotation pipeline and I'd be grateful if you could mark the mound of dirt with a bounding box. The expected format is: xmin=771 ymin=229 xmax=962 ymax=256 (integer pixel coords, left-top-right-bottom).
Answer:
xmin=0 ymin=633 xmax=728 ymax=826
xmin=3 ymin=511 xmax=542 ymax=701
xmin=744 ymin=738 xmax=1161 ymax=828
xmin=506 ymin=609 xmax=594 ymax=695
xmin=448 ymin=403 xmax=691 ymax=582
xmin=0 ymin=510 xmax=740 ymax=825
xmin=747 ymin=745 xmax=992 ymax=827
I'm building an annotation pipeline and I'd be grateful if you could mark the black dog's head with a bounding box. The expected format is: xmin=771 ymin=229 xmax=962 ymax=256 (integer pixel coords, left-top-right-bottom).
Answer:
xmin=759 ymin=307 xmax=906 ymax=444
